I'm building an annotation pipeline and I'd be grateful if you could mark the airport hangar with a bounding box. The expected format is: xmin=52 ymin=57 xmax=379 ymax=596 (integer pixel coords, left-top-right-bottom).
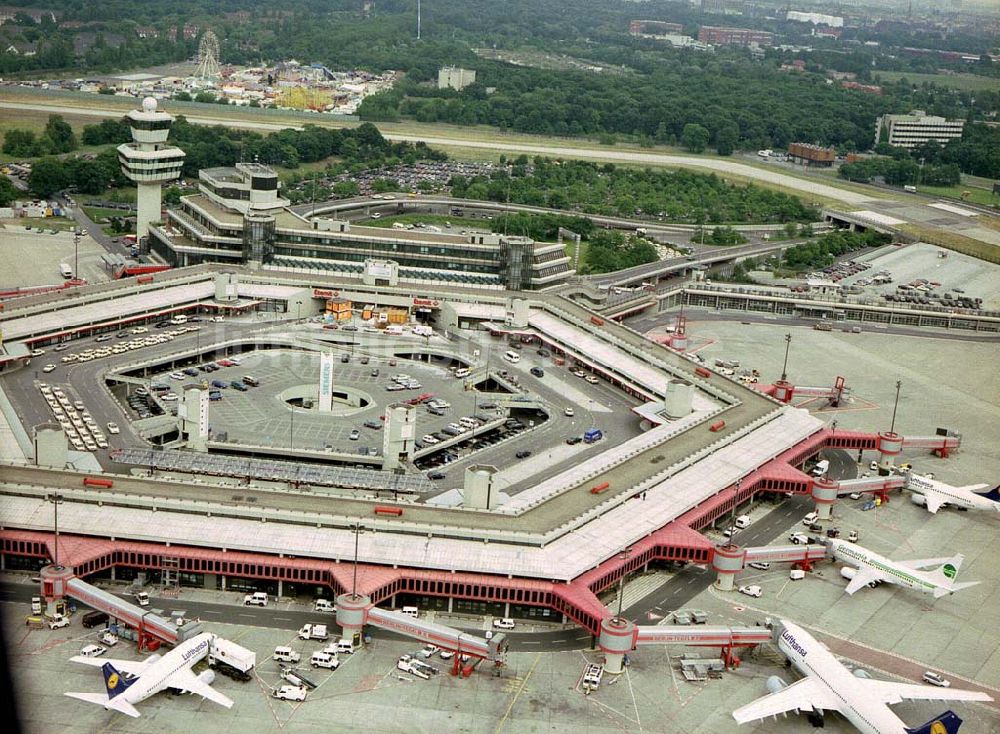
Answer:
xmin=0 ymin=264 xmax=961 ymax=663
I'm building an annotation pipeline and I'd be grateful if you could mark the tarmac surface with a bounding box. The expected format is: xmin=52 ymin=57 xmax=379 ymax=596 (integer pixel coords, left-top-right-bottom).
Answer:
xmin=4 ymin=312 xmax=999 ymax=733
xmin=0 ymin=225 xmax=110 ymax=289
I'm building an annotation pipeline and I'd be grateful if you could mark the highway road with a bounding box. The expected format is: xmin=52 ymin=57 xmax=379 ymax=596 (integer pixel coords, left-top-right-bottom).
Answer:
xmin=0 ymin=100 xmax=877 ymax=206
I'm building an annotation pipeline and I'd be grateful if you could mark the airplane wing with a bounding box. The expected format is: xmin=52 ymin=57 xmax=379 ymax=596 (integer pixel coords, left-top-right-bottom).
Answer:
xmin=69 ymin=656 xmax=148 ymax=677
xmin=896 ymin=557 xmax=953 ymax=571
xmin=168 ymin=668 xmax=234 ymax=709
xmin=921 ymin=491 xmax=946 ymax=514
xmin=844 ymin=568 xmax=883 ymax=595
xmin=867 ymin=680 xmax=993 ymax=705
xmin=732 ymin=678 xmax=841 ymax=723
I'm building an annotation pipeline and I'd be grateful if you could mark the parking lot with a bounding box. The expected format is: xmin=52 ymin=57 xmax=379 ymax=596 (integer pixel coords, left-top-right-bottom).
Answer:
xmin=0 ymin=225 xmax=110 ymax=289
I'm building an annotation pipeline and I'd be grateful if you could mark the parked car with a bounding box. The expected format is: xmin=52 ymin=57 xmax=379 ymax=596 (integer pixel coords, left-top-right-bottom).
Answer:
xmin=79 ymin=644 xmax=106 ymax=658
xmin=738 ymin=585 xmax=762 ymax=598
xmin=530 ymin=367 xmax=544 ymax=378
xmin=349 ymin=429 xmax=361 ymax=441
xmin=921 ymin=671 xmax=950 ymax=688
xmin=515 ymin=450 xmax=532 ymax=459
xmin=492 ymin=618 xmax=515 ymax=630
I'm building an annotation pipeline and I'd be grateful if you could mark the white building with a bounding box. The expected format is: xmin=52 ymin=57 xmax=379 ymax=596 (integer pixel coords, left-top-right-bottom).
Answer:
xmin=438 ymin=67 xmax=476 ymax=91
xmin=786 ymin=11 xmax=844 ymax=27
xmin=875 ymin=110 xmax=965 ymax=150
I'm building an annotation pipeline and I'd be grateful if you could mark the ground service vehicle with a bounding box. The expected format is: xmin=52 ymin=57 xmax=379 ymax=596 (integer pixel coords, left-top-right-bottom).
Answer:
xmin=133 ymin=591 xmax=149 ymax=606
xmin=48 ymin=614 xmax=70 ymax=629
xmin=273 ymin=646 xmax=301 ymax=664
xmin=584 ymin=428 xmax=603 ymax=443
xmin=310 ymin=651 xmax=340 ymax=669
xmin=298 ymin=624 xmax=329 ymax=641
xmin=244 ymin=592 xmax=268 ymax=606
xmin=314 ymin=599 xmax=335 ymax=613
xmin=271 ymin=685 xmax=307 ymax=701
xmin=208 ymin=637 xmax=256 ymax=681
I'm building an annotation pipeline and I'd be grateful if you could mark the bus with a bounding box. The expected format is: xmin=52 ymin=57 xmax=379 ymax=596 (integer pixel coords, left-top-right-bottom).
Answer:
xmin=59 ymin=263 xmax=73 ymax=279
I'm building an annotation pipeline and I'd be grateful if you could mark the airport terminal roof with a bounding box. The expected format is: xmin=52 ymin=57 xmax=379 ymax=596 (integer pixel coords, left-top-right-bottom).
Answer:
xmin=1 ymin=406 xmax=822 ymax=581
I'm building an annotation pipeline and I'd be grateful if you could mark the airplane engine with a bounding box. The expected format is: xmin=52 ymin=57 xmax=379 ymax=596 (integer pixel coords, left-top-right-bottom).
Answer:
xmin=144 ymin=654 xmax=162 ymax=665
xmin=853 ymin=668 xmax=872 ymax=679
xmin=197 ymin=670 xmax=216 ymax=687
xmin=910 ymin=493 xmax=927 ymax=506
xmin=766 ymin=676 xmax=787 ymax=694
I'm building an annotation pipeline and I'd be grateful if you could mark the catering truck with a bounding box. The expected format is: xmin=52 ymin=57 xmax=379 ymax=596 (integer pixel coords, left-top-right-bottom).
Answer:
xmin=208 ymin=637 xmax=256 ymax=682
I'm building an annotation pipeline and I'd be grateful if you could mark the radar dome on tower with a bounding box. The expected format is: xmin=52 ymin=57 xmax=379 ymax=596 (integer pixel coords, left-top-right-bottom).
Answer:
xmin=142 ymin=97 xmax=158 ymax=113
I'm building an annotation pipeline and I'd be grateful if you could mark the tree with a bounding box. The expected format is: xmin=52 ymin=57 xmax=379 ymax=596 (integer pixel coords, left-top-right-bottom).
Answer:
xmin=28 ymin=157 xmax=70 ymax=197
xmin=163 ymin=185 xmax=182 ymax=206
xmin=681 ymin=124 xmax=710 ymax=154
xmin=715 ymin=123 xmax=739 ymax=156
xmin=194 ymin=91 xmax=216 ymax=104
xmin=43 ymin=114 xmax=76 ymax=154
xmin=0 ymin=177 xmax=18 ymax=206
xmin=174 ymin=91 xmax=192 ymax=101
xmin=3 ymin=129 xmax=39 ymax=156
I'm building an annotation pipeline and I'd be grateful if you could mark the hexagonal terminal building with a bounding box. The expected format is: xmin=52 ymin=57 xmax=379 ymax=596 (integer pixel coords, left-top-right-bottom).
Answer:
xmin=117 ymin=97 xmax=185 ymax=240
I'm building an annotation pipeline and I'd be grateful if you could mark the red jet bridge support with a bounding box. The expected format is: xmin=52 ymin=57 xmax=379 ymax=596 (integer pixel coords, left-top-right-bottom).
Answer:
xmin=759 ymin=376 xmax=847 ymax=407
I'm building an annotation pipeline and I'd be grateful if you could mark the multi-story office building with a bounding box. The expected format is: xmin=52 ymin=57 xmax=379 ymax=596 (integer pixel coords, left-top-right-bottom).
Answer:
xmin=698 ymin=26 xmax=774 ymax=47
xmin=148 ymin=163 xmax=572 ymax=290
xmin=875 ymin=111 xmax=965 ymax=150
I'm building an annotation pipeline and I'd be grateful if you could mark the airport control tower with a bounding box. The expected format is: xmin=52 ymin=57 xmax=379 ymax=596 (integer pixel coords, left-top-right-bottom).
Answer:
xmin=117 ymin=97 xmax=185 ymax=240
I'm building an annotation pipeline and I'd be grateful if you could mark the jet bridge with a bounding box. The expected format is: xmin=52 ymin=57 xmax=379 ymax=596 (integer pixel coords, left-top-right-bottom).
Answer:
xmin=597 ymin=615 xmax=772 ymax=673
xmin=41 ymin=565 xmax=201 ymax=649
xmin=337 ymin=594 xmax=508 ymax=676
xmin=713 ymin=543 xmax=828 ymax=591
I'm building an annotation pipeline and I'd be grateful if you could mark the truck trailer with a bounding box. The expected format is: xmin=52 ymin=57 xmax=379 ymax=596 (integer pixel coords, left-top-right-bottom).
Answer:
xmin=208 ymin=637 xmax=257 ymax=682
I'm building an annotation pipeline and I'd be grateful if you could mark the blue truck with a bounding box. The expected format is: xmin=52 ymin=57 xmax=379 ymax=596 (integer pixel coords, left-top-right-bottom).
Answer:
xmin=584 ymin=428 xmax=603 ymax=444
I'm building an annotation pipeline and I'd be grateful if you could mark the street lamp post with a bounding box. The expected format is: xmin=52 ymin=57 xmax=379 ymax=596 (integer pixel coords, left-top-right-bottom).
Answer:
xmin=889 ymin=380 xmax=902 ymax=435
xmin=289 ymin=407 xmax=294 ymax=450
xmin=45 ymin=493 xmax=64 ymax=568
xmin=351 ymin=522 xmax=366 ymax=600
xmin=73 ymin=230 xmax=80 ymax=281
xmin=614 ymin=548 xmax=631 ymax=623
xmin=780 ymin=333 xmax=792 ymax=382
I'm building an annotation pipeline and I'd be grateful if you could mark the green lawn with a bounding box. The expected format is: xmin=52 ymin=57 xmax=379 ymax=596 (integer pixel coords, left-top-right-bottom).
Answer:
xmin=874 ymin=71 xmax=1000 ymax=93
xmin=915 ymin=185 xmax=1000 ymax=208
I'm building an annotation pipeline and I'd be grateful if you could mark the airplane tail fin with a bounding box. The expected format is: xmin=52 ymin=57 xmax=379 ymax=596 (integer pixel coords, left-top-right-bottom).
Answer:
xmin=929 ymin=554 xmax=964 ymax=584
xmin=101 ymin=661 xmax=138 ymax=700
xmin=904 ymin=709 xmax=963 ymax=734
xmin=974 ymin=485 xmax=1000 ymax=502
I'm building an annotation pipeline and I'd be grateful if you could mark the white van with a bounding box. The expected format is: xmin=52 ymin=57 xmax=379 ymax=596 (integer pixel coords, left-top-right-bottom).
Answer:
xmin=169 ymin=314 xmax=188 ymax=325
xmin=310 ymin=651 xmax=340 ymax=670
xmin=314 ymin=599 xmax=336 ymax=613
xmin=734 ymin=514 xmax=751 ymax=529
xmin=400 ymin=606 xmax=419 ymax=618
xmin=789 ymin=569 xmax=806 ymax=581
xmin=811 ymin=460 xmax=829 ymax=477
xmin=801 ymin=511 xmax=819 ymax=526
xmin=335 ymin=638 xmax=355 ymax=654
xmin=273 ymin=646 xmax=301 ymax=664
xmin=503 ymin=350 xmax=521 ymax=364
xmin=454 ymin=368 xmax=471 ymax=378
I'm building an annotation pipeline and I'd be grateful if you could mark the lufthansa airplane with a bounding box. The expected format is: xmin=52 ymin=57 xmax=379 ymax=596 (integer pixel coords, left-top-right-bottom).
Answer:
xmin=65 ymin=631 xmax=233 ymax=718
xmin=733 ymin=620 xmax=991 ymax=734
xmin=905 ymin=474 xmax=1000 ymax=515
